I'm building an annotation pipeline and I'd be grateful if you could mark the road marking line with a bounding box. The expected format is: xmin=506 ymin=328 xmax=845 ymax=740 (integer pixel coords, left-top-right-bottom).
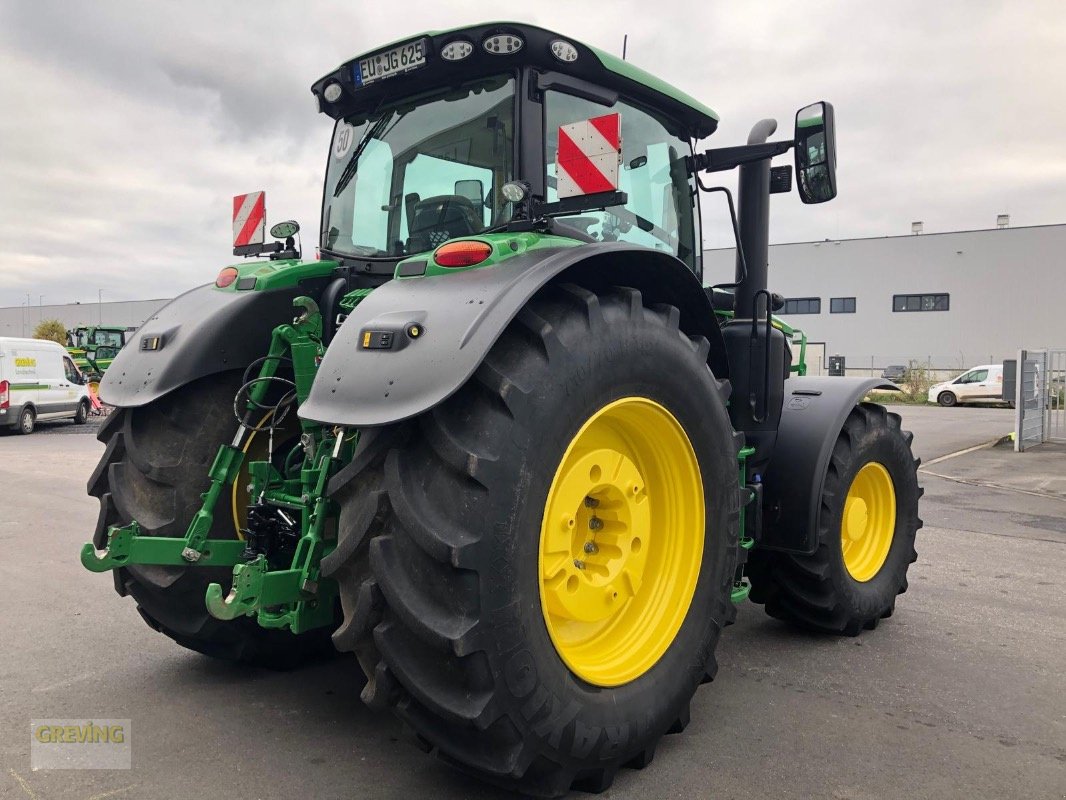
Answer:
xmin=88 ymin=785 xmax=136 ymax=800
xmin=32 ymin=670 xmax=99 ymax=693
xmin=919 ymin=436 xmax=1008 ymax=468
xmin=920 ymin=469 xmax=1066 ymax=503
xmin=8 ymin=770 xmax=39 ymax=800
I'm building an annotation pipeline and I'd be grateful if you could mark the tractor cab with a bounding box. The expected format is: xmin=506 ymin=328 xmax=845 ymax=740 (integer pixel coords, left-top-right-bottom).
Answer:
xmin=313 ymin=23 xmax=722 ymax=276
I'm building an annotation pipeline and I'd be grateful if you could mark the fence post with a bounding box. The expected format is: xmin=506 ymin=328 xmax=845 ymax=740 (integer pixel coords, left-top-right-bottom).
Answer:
xmin=1015 ymin=348 xmax=1023 ymax=452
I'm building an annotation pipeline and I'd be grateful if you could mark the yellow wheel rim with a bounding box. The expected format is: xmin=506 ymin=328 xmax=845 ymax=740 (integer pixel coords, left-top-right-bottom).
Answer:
xmin=840 ymin=462 xmax=896 ymax=582
xmin=538 ymin=397 xmax=704 ymax=687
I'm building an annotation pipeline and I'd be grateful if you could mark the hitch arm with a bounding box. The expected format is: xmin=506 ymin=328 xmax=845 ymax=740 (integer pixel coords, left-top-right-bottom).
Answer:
xmin=80 ymin=522 xmax=246 ymax=572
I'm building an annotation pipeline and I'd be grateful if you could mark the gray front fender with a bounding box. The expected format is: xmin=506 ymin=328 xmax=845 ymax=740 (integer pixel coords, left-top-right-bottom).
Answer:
xmin=299 ymin=243 xmax=724 ymax=427
xmin=759 ymin=376 xmax=896 ymax=554
xmin=100 ymin=283 xmax=308 ymax=407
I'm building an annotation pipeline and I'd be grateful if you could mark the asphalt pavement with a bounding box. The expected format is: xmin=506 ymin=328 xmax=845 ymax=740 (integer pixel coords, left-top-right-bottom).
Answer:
xmin=2 ymin=404 xmax=1063 ymax=800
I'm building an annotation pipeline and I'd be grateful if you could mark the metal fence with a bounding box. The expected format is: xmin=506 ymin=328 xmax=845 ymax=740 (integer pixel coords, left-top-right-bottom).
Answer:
xmin=1047 ymin=349 xmax=1066 ymax=443
xmin=1015 ymin=348 xmax=1066 ymax=451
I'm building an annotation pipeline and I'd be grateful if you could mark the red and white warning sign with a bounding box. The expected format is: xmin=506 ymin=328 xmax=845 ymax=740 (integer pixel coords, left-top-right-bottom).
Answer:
xmin=555 ymin=113 xmax=622 ymax=199
xmin=232 ymin=191 xmax=266 ymax=248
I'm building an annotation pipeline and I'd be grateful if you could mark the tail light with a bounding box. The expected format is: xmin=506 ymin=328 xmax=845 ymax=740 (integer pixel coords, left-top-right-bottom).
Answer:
xmin=0 ymin=380 xmax=9 ymax=410
xmin=216 ymin=266 xmax=239 ymax=288
xmin=434 ymin=240 xmax=493 ymax=268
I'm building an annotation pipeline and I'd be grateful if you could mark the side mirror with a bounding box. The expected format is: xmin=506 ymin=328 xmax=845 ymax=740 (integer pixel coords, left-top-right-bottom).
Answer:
xmin=794 ymin=101 xmax=837 ymax=204
xmin=454 ymin=179 xmax=484 ymax=206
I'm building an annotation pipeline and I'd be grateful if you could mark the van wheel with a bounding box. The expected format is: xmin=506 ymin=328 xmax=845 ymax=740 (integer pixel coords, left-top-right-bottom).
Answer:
xmin=937 ymin=391 xmax=957 ymax=407
xmin=74 ymin=400 xmax=90 ymax=425
xmin=18 ymin=407 xmax=35 ymax=435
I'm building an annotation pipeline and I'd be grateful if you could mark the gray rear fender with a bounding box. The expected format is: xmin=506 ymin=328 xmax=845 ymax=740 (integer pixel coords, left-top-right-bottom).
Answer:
xmin=299 ymin=243 xmax=728 ymax=427
xmin=100 ymin=283 xmax=310 ymax=408
xmin=759 ymin=376 xmax=896 ymax=554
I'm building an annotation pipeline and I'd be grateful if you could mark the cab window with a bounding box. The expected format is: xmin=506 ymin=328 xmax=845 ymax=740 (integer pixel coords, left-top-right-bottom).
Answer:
xmin=63 ymin=358 xmax=80 ymax=383
xmin=93 ymin=330 xmax=124 ymax=348
xmin=955 ymin=369 xmax=988 ymax=384
xmin=544 ymin=92 xmax=697 ymax=271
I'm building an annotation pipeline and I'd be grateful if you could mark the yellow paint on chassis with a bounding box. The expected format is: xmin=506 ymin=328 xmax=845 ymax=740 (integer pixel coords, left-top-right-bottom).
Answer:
xmin=840 ymin=461 xmax=896 ymax=582
xmin=539 ymin=397 xmax=704 ymax=687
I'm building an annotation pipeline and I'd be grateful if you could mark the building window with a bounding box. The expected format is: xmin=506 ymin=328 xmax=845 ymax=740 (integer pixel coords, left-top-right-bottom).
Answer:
xmin=892 ymin=293 xmax=949 ymax=312
xmin=830 ymin=297 xmax=856 ymax=313
xmin=782 ymin=297 xmax=821 ymax=315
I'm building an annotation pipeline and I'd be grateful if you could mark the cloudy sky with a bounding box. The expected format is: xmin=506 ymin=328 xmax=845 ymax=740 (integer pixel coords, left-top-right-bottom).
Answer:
xmin=2 ymin=0 xmax=1064 ymax=308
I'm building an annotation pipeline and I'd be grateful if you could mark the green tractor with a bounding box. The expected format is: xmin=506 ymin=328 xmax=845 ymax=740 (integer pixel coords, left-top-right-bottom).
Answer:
xmin=66 ymin=325 xmax=133 ymax=392
xmin=82 ymin=22 xmax=920 ymax=796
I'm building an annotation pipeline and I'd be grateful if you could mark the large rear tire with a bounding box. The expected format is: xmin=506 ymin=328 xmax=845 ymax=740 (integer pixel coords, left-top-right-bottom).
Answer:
xmin=324 ymin=284 xmax=741 ymax=796
xmin=747 ymin=403 xmax=922 ymax=634
xmin=87 ymin=372 xmax=336 ymax=667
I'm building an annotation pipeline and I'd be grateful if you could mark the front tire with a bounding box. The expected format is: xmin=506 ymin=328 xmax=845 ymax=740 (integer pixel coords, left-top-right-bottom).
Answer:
xmin=87 ymin=372 xmax=335 ymax=667
xmin=748 ymin=403 xmax=921 ymax=635
xmin=325 ymin=284 xmax=741 ymax=796
xmin=74 ymin=399 xmax=89 ymax=425
xmin=938 ymin=391 xmax=957 ymax=407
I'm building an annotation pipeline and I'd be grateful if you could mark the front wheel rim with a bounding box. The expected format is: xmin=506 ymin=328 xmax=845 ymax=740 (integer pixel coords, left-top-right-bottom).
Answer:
xmin=840 ymin=462 xmax=897 ymax=582
xmin=538 ymin=397 xmax=704 ymax=687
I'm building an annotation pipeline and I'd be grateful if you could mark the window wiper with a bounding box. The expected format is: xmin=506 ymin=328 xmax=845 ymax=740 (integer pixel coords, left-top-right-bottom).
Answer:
xmin=332 ymin=112 xmax=393 ymax=198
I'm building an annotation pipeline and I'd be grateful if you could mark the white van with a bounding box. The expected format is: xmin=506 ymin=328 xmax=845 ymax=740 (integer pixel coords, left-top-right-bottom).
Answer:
xmin=0 ymin=337 xmax=91 ymax=434
xmin=927 ymin=364 xmax=1004 ymax=407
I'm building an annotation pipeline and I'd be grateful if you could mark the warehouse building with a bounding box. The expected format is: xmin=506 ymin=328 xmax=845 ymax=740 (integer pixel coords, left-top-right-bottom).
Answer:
xmin=0 ymin=298 xmax=169 ymax=339
xmin=2 ymin=222 xmax=1062 ymax=379
xmin=703 ymin=221 xmax=1066 ymax=376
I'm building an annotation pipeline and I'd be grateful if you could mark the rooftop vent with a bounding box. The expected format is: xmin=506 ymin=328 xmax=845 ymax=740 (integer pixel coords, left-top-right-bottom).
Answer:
xmin=911 ymin=221 xmax=923 ymax=235
xmin=997 ymin=214 xmax=1010 ymax=228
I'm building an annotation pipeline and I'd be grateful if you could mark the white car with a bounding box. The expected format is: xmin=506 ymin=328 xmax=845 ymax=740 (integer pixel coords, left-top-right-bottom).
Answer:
xmin=928 ymin=364 xmax=1004 ymax=407
xmin=0 ymin=337 xmax=91 ymax=434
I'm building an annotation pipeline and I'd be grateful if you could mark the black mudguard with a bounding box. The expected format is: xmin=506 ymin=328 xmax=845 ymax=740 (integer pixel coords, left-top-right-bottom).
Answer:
xmin=759 ymin=376 xmax=896 ymax=554
xmin=100 ymin=283 xmax=305 ymax=407
xmin=299 ymin=243 xmax=726 ymax=427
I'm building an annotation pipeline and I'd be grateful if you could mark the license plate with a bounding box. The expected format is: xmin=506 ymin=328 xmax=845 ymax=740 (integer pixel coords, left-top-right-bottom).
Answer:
xmin=355 ymin=39 xmax=427 ymax=86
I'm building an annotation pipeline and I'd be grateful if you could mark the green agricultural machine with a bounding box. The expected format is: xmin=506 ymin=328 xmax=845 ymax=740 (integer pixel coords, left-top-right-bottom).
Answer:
xmin=82 ymin=22 xmax=921 ymax=796
xmin=66 ymin=325 xmax=133 ymax=391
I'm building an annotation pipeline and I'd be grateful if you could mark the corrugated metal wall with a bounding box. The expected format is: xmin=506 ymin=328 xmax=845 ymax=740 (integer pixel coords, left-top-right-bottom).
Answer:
xmin=0 ymin=298 xmax=172 ymax=338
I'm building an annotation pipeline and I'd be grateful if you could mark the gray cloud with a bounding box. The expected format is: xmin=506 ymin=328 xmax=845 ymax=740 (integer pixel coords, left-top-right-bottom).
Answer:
xmin=2 ymin=0 xmax=1064 ymax=306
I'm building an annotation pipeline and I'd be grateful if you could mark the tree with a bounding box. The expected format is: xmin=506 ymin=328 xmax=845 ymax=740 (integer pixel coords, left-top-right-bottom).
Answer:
xmin=34 ymin=319 xmax=68 ymax=345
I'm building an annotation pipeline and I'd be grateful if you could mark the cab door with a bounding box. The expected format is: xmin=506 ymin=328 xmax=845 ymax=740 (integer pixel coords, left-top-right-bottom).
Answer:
xmin=954 ymin=368 xmax=989 ymax=401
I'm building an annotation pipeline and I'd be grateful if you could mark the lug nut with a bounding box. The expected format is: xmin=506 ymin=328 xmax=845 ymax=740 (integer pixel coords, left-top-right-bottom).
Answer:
xmin=589 ymin=517 xmax=603 ymax=531
xmin=573 ymin=559 xmax=585 ymax=570
xmin=584 ymin=496 xmax=599 ymax=508
xmin=583 ymin=541 xmax=598 ymax=554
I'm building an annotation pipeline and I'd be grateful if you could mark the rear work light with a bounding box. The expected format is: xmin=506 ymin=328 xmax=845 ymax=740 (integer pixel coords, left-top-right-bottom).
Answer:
xmin=215 ymin=267 xmax=239 ymax=288
xmin=0 ymin=379 xmax=9 ymax=410
xmin=434 ymin=240 xmax=493 ymax=268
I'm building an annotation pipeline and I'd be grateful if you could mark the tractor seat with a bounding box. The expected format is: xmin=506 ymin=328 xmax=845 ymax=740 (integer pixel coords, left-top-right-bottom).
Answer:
xmin=407 ymin=194 xmax=483 ymax=252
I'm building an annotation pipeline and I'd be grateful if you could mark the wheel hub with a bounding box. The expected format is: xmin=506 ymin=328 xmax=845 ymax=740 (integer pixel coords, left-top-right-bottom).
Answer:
xmin=541 ymin=448 xmax=650 ymax=623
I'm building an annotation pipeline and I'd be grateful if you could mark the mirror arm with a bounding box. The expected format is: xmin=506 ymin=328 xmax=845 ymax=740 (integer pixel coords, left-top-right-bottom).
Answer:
xmin=691 ymin=140 xmax=794 ymax=174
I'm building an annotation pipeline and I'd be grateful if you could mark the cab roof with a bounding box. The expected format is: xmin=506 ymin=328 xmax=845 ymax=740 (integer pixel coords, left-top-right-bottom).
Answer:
xmin=311 ymin=22 xmax=719 ymax=139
